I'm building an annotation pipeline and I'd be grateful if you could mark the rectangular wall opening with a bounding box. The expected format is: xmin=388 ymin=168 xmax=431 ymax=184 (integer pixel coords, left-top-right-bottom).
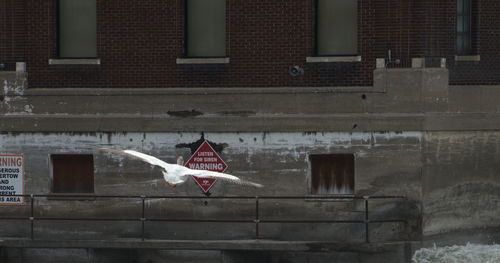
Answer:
xmin=51 ymin=154 xmax=94 ymax=193
xmin=310 ymin=154 xmax=355 ymax=195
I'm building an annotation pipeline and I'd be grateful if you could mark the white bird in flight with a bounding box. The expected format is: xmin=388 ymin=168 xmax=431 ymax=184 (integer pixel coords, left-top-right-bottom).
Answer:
xmin=99 ymin=148 xmax=263 ymax=189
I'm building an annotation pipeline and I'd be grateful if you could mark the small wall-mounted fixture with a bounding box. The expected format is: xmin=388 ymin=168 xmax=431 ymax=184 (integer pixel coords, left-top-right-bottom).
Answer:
xmin=289 ymin=66 xmax=304 ymax=76
xmin=386 ymin=43 xmax=401 ymax=67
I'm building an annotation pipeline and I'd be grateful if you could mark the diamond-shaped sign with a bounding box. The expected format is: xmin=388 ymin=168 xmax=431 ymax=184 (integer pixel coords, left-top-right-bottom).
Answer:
xmin=184 ymin=141 xmax=228 ymax=193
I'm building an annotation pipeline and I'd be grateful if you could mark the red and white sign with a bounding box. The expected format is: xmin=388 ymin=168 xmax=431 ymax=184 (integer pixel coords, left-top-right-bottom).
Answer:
xmin=0 ymin=155 xmax=24 ymax=205
xmin=184 ymin=141 xmax=228 ymax=193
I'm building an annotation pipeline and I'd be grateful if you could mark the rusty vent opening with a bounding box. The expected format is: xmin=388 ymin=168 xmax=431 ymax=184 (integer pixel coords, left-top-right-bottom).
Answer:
xmin=310 ymin=154 xmax=354 ymax=195
xmin=51 ymin=154 xmax=94 ymax=193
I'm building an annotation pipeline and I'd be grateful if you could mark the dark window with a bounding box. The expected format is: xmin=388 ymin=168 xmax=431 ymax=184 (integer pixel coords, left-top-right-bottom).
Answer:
xmin=186 ymin=0 xmax=226 ymax=57
xmin=310 ymin=154 xmax=354 ymax=195
xmin=457 ymin=0 xmax=471 ymax=55
xmin=52 ymin=154 xmax=94 ymax=193
xmin=315 ymin=0 xmax=358 ymax=56
xmin=58 ymin=0 xmax=97 ymax=58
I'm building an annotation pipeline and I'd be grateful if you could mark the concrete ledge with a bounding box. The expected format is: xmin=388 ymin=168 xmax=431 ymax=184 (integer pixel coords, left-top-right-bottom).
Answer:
xmin=454 ymin=55 xmax=480 ymax=62
xmin=0 ymin=238 xmax=415 ymax=253
xmin=376 ymin=58 xmax=386 ymax=68
xmin=16 ymin=62 xmax=26 ymax=72
xmin=48 ymin=59 xmax=101 ymax=65
xmin=176 ymin=57 xmax=230 ymax=64
xmin=0 ymin=113 xmax=425 ymax=132
xmin=306 ymin=56 xmax=362 ymax=63
xmin=19 ymin=86 xmax=380 ymax=96
xmin=2 ymin=113 xmax=500 ymax=132
xmin=411 ymin=58 xmax=425 ymax=68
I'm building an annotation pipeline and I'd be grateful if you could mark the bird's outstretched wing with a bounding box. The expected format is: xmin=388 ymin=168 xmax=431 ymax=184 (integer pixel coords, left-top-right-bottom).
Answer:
xmin=189 ymin=169 xmax=263 ymax=188
xmin=99 ymin=148 xmax=169 ymax=169
xmin=100 ymin=147 xmax=264 ymax=188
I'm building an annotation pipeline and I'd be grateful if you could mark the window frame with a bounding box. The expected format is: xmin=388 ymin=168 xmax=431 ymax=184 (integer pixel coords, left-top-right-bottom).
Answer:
xmin=183 ymin=0 xmax=227 ymax=58
xmin=56 ymin=0 xmax=98 ymax=59
xmin=314 ymin=0 xmax=359 ymax=57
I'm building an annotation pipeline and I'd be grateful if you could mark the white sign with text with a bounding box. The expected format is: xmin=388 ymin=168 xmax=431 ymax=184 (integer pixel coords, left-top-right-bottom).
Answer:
xmin=0 ymin=155 xmax=24 ymax=205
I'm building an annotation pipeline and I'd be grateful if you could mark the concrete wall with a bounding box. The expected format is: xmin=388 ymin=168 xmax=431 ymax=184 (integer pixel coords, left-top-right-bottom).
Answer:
xmin=3 ymin=67 xmax=500 ymax=261
xmin=0 ymin=131 xmax=419 ymax=242
xmin=1 ymin=68 xmax=451 ymax=132
xmin=1 ymin=246 xmax=414 ymax=263
xmin=422 ymin=131 xmax=500 ymax=245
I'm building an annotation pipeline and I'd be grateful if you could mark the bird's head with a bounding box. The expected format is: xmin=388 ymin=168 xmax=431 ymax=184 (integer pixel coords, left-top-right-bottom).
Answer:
xmin=177 ymin=156 xmax=184 ymax=165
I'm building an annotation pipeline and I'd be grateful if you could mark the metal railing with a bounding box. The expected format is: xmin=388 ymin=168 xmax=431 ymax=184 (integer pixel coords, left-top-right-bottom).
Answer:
xmin=0 ymin=194 xmax=407 ymax=243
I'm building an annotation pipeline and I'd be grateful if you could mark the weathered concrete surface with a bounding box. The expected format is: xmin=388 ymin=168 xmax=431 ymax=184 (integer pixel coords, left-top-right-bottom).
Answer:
xmin=448 ymin=85 xmax=500 ymax=113
xmin=0 ymin=131 xmax=422 ymax=198
xmin=3 ymin=68 xmax=500 ymax=261
xmin=0 ymin=132 xmax=420 ymax=242
xmin=5 ymin=68 xmax=500 ymax=132
xmin=0 ymin=239 xmax=409 ymax=252
xmin=2 ymin=69 xmax=500 ymax=132
xmin=0 ymin=72 xmax=28 ymax=115
xmin=3 ymin=68 xmax=500 ymax=132
xmin=370 ymin=68 xmax=449 ymax=113
xmin=422 ymin=132 xmax=500 ymax=244
xmin=0 ymin=241 xmax=416 ymax=263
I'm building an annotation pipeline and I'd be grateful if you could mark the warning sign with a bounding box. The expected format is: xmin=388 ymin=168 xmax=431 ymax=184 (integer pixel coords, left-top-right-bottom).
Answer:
xmin=185 ymin=141 xmax=228 ymax=193
xmin=0 ymin=155 xmax=24 ymax=205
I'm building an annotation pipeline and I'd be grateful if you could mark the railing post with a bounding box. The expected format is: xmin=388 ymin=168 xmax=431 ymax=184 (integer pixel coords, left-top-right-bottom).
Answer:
xmin=30 ymin=194 xmax=34 ymax=240
xmin=141 ymin=195 xmax=146 ymax=241
xmin=364 ymin=196 xmax=369 ymax=243
xmin=255 ymin=196 xmax=259 ymax=239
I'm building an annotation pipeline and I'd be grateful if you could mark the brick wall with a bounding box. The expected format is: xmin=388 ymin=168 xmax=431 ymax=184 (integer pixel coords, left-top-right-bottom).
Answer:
xmin=415 ymin=0 xmax=500 ymax=85
xmin=0 ymin=0 xmax=26 ymax=71
xmin=1 ymin=0 xmax=499 ymax=88
xmin=448 ymin=0 xmax=500 ymax=85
